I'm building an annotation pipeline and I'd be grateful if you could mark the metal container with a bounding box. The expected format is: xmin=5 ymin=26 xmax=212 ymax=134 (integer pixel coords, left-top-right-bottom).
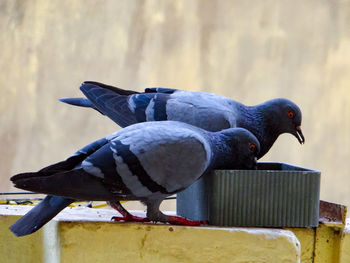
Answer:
xmin=176 ymin=162 xmax=320 ymax=227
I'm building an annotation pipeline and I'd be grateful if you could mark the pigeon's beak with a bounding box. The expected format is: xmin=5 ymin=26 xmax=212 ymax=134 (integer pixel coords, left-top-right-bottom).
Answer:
xmin=294 ymin=126 xmax=305 ymax=144
xmin=253 ymin=157 xmax=258 ymax=170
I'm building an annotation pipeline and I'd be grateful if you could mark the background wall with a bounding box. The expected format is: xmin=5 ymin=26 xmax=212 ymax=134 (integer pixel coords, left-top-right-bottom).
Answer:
xmin=1 ymin=0 xmax=349 ymax=208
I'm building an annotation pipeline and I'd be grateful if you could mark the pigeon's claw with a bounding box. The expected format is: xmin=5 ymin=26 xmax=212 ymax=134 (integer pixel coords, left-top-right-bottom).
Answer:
xmin=109 ymin=200 xmax=150 ymax=223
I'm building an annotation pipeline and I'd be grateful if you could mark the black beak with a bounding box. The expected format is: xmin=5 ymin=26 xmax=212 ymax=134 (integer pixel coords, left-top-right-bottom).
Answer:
xmin=250 ymin=157 xmax=258 ymax=170
xmin=253 ymin=157 xmax=258 ymax=170
xmin=294 ymin=126 xmax=305 ymax=144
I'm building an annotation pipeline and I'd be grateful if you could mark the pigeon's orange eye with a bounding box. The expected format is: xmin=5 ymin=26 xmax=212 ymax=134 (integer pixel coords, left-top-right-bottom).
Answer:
xmin=249 ymin=143 xmax=256 ymax=152
xmin=288 ymin=111 xmax=294 ymax=119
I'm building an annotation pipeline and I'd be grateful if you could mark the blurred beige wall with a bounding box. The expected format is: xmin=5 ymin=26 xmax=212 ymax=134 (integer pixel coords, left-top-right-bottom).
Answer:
xmin=1 ymin=0 xmax=350 ymax=208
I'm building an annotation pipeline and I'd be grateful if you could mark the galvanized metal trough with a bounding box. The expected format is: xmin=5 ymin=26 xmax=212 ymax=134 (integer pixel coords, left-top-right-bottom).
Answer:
xmin=176 ymin=162 xmax=321 ymax=227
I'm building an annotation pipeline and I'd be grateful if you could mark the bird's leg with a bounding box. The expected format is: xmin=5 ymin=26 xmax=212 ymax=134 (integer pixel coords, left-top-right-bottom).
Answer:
xmin=145 ymin=199 xmax=207 ymax=226
xmin=108 ymin=201 xmax=150 ymax=222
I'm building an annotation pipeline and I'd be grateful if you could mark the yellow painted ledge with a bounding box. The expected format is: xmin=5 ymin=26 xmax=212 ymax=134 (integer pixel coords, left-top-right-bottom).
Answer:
xmin=339 ymin=218 xmax=350 ymax=263
xmin=59 ymin=223 xmax=300 ymax=263
xmin=0 ymin=215 xmax=43 ymax=263
xmin=286 ymin=228 xmax=315 ymax=263
xmin=0 ymin=205 xmax=300 ymax=263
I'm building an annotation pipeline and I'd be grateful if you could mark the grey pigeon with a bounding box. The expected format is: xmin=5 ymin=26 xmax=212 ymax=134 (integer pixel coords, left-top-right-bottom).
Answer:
xmin=60 ymin=81 xmax=305 ymax=158
xmin=10 ymin=121 xmax=260 ymax=236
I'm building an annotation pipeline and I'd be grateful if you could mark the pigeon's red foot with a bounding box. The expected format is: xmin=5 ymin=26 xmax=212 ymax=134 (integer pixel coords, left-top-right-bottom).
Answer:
xmin=112 ymin=214 xmax=151 ymax=223
xmin=109 ymin=201 xmax=151 ymax=223
xmin=167 ymin=215 xmax=208 ymax=226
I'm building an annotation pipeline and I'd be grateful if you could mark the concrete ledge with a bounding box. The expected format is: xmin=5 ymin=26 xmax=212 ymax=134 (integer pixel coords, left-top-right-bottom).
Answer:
xmin=0 ymin=205 xmax=300 ymax=263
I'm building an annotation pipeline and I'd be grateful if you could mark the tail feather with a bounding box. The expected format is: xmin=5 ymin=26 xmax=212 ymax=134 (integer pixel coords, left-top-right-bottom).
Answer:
xmin=11 ymin=154 xmax=87 ymax=183
xmin=83 ymin=81 xmax=139 ymax=96
xmin=79 ymin=82 xmax=138 ymax=127
xmin=12 ymin=169 xmax=116 ymax=201
xmin=59 ymin=97 xmax=105 ymax=115
xmin=37 ymin=155 xmax=87 ymax=175
xmin=10 ymin=196 xmax=74 ymax=237
xmin=59 ymin=97 xmax=94 ymax=108
xmin=10 ymin=172 xmax=39 ymax=182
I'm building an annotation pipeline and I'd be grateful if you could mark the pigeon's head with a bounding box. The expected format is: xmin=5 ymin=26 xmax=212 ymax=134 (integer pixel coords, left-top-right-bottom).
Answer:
xmin=266 ymin=98 xmax=305 ymax=145
xmin=218 ymin=128 xmax=260 ymax=170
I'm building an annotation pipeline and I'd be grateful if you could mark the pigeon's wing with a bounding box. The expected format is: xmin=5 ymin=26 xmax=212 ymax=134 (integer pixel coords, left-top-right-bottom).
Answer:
xmin=163 ymin=99 xmax=233 ymax=131
xmin=106 ymin=122 xmax=212 ymax=197
xmin=129 ymin=91 xmax=238 ymax=132
xmin=144 ymin=91 xmax=238 ymax=132
xmin=73 ymin=122 xmax=212 ymax=199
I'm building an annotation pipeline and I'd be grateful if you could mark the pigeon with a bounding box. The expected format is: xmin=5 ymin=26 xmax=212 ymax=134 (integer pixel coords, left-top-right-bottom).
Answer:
xmin=10 ymin=121 xmax=260 ymax=236
xmin=60 ymin=81 xmax=305 ymax=158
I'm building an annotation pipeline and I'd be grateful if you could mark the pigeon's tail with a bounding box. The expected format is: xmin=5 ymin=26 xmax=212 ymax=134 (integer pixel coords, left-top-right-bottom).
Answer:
xmin=10 ymin=195 xmax=74 ymax=237
xmin=59 ymin=97 xmax=106 ymax=115
xmin=83 ymin=81 xmax=139 ymax=96
xmin=11 ymin=169 xmax=116 ymax=201
xmin=79 ymin=82 xmax=140 ymax=127
xmin=59 ymin=97 xmax=95 ymax=108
